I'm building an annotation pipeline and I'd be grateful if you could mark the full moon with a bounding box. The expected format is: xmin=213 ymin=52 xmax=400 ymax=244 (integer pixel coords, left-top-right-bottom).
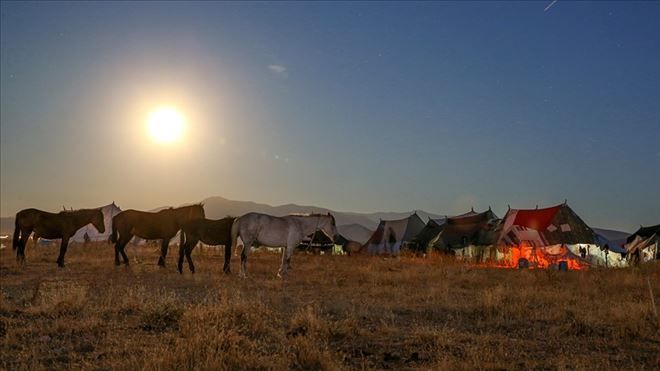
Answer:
xmin=147 ymin=107 xmax=185 ymax=143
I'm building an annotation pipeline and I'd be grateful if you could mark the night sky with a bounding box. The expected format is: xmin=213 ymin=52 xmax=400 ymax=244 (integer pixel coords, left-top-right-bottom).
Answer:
xmin=1 ymin=2 xmax=659 ymax=232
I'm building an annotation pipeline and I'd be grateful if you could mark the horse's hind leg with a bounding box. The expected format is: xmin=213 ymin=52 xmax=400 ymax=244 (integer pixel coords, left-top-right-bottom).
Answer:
xmin=114 ymin=237 xmax=127 ymax=265
xmin=177 ymin=242 xmax=187 ymax=274
xmin=16 ymin=230 xmax=31 ymax=264
xmin=185 ymin=242 xmax=196 ymax=274
xmin=115 ymin=235 xmax=131 ymax=266
xmin=223 ymin=242 xmax=231 ymax=274
xmin=56 ymin=236 xmax=70 ymax=267
xmin=114 ymin=243 xmax=121 ymax=266
xmin=277 ymin=244 xmax=295 ymax=278
xmin=158 ymin=239 xmax=169 ymax=267
xmin=178 ymin=238 xmax=197 ymax=274
xmin=239 ymin=238 xmax=253 ymax=278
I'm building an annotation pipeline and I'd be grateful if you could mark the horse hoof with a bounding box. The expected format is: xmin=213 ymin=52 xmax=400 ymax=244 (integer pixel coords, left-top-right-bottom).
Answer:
xmin=57 ymin=262 xmax=65 ymax=268
xmin=114 ymin=261 xmax=121 ymax=266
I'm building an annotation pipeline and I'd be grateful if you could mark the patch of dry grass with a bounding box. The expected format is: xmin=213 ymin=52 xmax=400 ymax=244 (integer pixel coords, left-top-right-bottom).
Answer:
xmin=1 ymin=242 xmax=659 ymax=370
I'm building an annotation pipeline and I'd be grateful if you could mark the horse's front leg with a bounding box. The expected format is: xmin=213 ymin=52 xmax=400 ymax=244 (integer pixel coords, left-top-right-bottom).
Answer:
xmin=56 ymin=236 xmax=70 ymax=267
xmin=158 ymin=239 xmax=169 ymax=267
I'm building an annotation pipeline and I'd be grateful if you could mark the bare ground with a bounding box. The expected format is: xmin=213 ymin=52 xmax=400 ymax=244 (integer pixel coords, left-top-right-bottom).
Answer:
xmin=1 ymin=242 xmax=659 ymax=370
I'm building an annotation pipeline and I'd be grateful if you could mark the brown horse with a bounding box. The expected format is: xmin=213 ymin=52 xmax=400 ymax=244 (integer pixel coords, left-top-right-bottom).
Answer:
xmin=12 ymin=208 xmax=105 ymax=267
xmin=110 ymin=204 xmax=205 ymax=267
xmin=178 ymin=216 xmax=235 ymax=274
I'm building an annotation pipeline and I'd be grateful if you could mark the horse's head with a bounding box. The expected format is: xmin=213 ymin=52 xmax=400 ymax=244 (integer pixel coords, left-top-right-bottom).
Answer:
xmin=319 ymin=213 xmax=337 ymax=242
xmin=91 ymin=209 xmax=105 ymax=234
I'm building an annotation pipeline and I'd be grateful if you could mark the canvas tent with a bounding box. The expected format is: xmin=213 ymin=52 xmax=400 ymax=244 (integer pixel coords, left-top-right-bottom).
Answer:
xmin=410 ymin=217 xmax=447 ymax=253
xmin=624 ymin=224 xmax=659 ymax=264
xmin=362 ymin=213 xmax=425 ymax=255
xmin=71 ymin=202 xmax=122 ymax=243
xmin=439 ymin=209 xmax=500 ymax=262
xmin=498 ymin=203 xmax=626 ymax=268
xmin=594 ymin=233 xmax=626 ymax=254
xmin=297 ymin=230 xmax=342 ymax=254
xmin=434 ymin=208 xmax=499 ymax=250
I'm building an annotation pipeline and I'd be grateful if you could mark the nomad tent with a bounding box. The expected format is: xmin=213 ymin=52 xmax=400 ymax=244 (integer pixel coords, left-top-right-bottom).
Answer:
xmin=624 ymin=224 xmax=660 ymax=264
xmin=297 ymin=230 xmax=343 ymax=254
xmin=410 ymin=208 xmax=500 ymax=258
xmin=434 ymin=208 xmax=499 ymax=249
xmin=71 ymin=202 xmax=122 ymax=243
xmin=439 ymin=209 xmax=500 ymax=262
xmin=410 ymin=217 xmax=447 ymax=253
xmin=362 ymin=213 xmax=425 ymax=255
xmin=498 ymin=203 xmax=626 ymax=268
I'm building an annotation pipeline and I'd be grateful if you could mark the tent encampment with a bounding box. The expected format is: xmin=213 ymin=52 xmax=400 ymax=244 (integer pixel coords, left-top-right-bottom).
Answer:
xmin=497 ymin=203 xmax=626 ymax=268
xmin=362 ymin=213 xmax=425 ymax=255
xmin=71 ymin=202 xmax=122 ymax=243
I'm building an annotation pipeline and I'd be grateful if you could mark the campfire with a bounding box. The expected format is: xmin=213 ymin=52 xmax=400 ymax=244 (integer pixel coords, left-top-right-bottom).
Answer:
xmin=495 ymin=242 xmax=590 ymax=270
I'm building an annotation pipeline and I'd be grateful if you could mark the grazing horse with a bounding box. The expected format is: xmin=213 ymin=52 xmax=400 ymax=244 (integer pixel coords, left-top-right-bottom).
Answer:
xmin=12 ymin=208 xmax=105 ymax=267
xmin=231 ymin=212 xmax=337 ymax=278
xmin=178 ymin=216 xmax=235 ymax=274
xmin=110 ymin=204 xmax=205 ymax=267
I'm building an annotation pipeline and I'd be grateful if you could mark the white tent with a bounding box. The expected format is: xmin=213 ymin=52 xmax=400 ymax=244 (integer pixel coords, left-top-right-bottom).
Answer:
xmin=362 ymin=213 xmax=425 ymax=255
xmin=71 ymin=202 xmax=122 ymax=243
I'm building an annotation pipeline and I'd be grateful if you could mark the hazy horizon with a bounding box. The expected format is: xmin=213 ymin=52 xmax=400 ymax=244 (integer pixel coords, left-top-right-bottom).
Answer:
xmin=2 ymin=2 xmax=659 ymax=232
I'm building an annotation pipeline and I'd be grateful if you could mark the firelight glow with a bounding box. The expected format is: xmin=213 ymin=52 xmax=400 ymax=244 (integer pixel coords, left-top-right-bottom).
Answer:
xmin=147 ymin=107 xmax=185 ymax=143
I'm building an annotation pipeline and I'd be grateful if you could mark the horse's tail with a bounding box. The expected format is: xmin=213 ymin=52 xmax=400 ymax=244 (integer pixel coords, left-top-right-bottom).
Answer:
xmin=110 ymin=216 xmax=119 ymax=243
xmin=231 ymin=217 xmax=240 ymax=251
xmin=12 ymin=216 xmax=20 ymax=250
xmin=224 ymin=218 xmax=240 ymax=273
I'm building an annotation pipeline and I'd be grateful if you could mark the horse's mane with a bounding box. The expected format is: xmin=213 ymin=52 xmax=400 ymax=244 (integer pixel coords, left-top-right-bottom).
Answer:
xmin=59 ymin=208 xmax=100 ymax=214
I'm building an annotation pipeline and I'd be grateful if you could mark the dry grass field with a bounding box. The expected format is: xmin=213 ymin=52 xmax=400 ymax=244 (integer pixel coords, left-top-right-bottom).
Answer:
xmin=1 ymin=242 xmax=659 ymax=370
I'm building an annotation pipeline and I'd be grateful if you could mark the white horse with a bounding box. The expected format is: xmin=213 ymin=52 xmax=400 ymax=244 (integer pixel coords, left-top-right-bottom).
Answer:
xmin=231 ymin=212 xmax=337 ymax=278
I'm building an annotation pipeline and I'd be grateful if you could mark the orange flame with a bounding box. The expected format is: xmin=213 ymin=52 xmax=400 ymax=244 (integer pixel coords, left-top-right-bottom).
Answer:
xmin=490 ymin=242 xmax=589 ymax=270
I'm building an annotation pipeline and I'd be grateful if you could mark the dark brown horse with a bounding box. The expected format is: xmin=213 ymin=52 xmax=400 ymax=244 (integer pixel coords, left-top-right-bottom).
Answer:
xmin=178 ymin=216 xmax=235 ymax=274
xmin=12 ymin=208 xmax=105 ymax=267
xmin=110 ymin=204 xmax=205 ymax=267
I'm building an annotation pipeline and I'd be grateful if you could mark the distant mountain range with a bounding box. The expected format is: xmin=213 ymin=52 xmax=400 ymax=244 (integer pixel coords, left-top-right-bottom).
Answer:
xmin=197 ymin=196 xmax=441 ymax=230
xmin=0 ymin=196 xmax=633 ymax=246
